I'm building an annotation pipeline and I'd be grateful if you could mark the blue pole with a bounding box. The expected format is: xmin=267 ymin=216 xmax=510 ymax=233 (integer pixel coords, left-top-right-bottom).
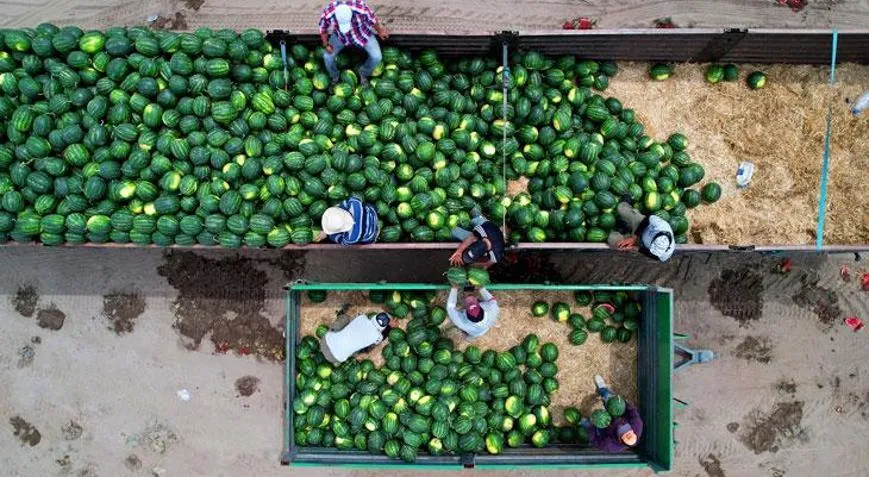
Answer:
xmin=815 ymin=29 xmax=838 ymax=250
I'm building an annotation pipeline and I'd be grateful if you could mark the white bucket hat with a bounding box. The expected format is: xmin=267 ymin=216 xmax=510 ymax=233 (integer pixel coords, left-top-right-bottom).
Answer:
xmin=334 ymin=4 xmax=354 ymax=34
xmin=322 ymin=207 xmax=354 ymax=234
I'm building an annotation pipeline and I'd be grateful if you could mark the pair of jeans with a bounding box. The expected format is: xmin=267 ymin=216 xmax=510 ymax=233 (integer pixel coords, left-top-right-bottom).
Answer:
xmin=451 ymin=216 xmax=488 ymax=241
xmin=598 ymin=386 xmax=614 ymax=401
xmin=322 ymin=33 xmax=383 ymax=80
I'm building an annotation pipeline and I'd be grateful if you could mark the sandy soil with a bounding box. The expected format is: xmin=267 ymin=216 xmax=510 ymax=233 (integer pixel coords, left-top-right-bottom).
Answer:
xmin=1 ymin=247 xmax=868 ymax=477
xmin=0 ymin=0 xmax=865 ymax=31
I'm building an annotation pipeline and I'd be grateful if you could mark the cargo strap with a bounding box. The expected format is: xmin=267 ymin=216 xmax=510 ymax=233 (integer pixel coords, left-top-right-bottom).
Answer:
xmin=279 ymin=40 xmax=289 ymax=91
xmin=815 ymin=28 xmax=838 ymax=249
xmin=500 ymin=40 xmax=510 ymax=232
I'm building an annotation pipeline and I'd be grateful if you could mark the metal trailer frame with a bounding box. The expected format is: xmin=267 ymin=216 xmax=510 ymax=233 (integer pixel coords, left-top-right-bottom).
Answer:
xmin=282 ymin=282 xmax=675 ymax=471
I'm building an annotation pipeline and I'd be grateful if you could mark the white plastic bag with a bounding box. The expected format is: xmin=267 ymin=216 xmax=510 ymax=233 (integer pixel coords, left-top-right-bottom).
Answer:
xmin=853 ymin=91 xmax=869 ymax=116
xmin=736 ymin=161 xmax=755 ymax=188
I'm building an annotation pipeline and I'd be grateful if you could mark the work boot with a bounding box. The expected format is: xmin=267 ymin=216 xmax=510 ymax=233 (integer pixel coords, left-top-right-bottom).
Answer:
xmin=594 ymin=374 xmax=607 ymax=390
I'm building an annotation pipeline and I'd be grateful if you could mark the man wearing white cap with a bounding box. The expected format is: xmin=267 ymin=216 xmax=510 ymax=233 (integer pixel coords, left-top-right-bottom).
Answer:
xmin=318 ymin=0 xmax=389 ymax=86
xmin=607 ymin=201 xmax=675 ymax=262
xmin=314 ymin=196 xmax=379 ymax=245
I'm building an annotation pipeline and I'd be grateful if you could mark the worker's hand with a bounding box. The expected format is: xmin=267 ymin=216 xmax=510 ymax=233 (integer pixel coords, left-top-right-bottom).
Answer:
xmin=324 ymin=44 xmax=334 ymax=54
xmin=314 ymin=231 xmax=328 ymax=242
xmin=378 ymin=29 xmax=389 ymax=40
xmin=449 ymin=250 xmax=464 ymax=266
xmin=616 ymin=237 xmax=637 ymax=250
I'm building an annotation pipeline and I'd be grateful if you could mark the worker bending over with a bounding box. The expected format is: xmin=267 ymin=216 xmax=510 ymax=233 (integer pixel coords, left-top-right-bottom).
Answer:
xmin=320 ymin=312 xmax=391 ymax=364
xmin=449 ymin=210 xmax=505 ymax=269
xmin=580 ymin=375 xmax=644 ymax=453
xmin=318 ymin=0 xmax=389 ymax=86
xmin=607 ymin=201 xmax=675 ymax=262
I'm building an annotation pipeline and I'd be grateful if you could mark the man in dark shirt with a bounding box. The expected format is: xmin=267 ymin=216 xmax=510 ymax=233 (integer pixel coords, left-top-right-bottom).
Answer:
xmin=580 ymin=375 xmax=644 ymax=453
xmin=449 ymin=211 xmax=505 ymax=269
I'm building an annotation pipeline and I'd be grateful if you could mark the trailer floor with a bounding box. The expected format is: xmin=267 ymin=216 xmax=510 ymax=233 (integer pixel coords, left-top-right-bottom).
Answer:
xmin=299 ymin=289 xmax=639 ymax=426
xmin=1 ymin=247 xmax=867 ymax=476
xmin=0 ymin=0 xmax=865 ymax=31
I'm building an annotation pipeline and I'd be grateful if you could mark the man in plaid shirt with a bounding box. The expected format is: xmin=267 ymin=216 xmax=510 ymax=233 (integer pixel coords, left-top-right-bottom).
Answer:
xmin=319 ymin=0 xmax=389 ymax=86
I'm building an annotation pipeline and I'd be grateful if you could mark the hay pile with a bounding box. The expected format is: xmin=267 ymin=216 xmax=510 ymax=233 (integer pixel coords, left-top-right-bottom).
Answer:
xmin=299 ymin=289 xmax=638 ymax=426
xmin=607 ymin=62 xmax=869 ymax=245
xmin=825 ymin=64 xmax=869 ymax=244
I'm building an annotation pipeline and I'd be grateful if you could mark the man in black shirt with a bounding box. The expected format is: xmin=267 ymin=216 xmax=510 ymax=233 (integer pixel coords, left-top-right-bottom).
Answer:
xmin=449 ymin=211 xmax=505 ymax=269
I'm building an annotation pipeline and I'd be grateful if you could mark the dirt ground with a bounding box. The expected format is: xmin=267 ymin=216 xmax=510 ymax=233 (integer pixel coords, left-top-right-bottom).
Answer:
xmin=0 ymin=0 xmax=865 ymax=31
xmin=1 ymin=247 xmax=868 ymax=477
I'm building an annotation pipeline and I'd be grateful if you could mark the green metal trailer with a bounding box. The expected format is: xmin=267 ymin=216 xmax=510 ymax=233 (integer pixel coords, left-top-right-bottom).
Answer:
xmin=283 ymin=282 xmax=681 ymax=471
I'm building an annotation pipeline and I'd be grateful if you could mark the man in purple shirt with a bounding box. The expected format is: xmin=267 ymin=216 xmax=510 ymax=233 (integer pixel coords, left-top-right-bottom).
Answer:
xmin=580 ymin=375 xmax=644 ymax=453
xmin=318 ymin=0 xmax=389 ymax=86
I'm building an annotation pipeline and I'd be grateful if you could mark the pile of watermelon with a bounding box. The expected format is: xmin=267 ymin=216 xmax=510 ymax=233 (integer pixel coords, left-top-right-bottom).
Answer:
xmin=445 ymin=266 xmax=490 ymax=288
xmin=531 ymin=290 xmax=641 ymax=345
xmin=0 ymin=24 xmax=719 ymax=247
xmin=294 ymin=294 xmax=574 ymax=461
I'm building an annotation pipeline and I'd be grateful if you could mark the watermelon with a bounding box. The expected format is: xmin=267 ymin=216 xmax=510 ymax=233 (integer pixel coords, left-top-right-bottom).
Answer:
xmin=591 ymin=409 xmax=612 ymax=429
xmin=531 ymin=301 xmax=548 ymax=317
xmin=540 ymin=343 xmax=558 ymax=362
xmin=648 ymin=63 xmax=673 ymax=81
xmin=705 ymin=64 xmax=724 ymax=84
xmin=606 ymin=395 xmax=627 ymax=417
xmin=563 ymin=407 xmax=581 ymax=425
xmin=701 ymin=182 xmax=722 ymax=203
xmin=568 ymin=329 xmax=588 ymax=345
xmin=550 ymin=302 xmax=570 ymax=323
xmin=746 ymin=71 xmax=767 ymax=89
xmin=723 ymin=64 xmax=740 ymax=81
xmin=466 ymin=267 xmax=490 ymax=287
xmin=446 ymin=267 xmax=467 ymax=287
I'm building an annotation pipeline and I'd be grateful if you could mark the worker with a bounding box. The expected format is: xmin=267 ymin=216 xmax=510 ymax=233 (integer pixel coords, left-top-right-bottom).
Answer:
xmin=580 ymin=375 xmax=644 ymax=453
xmin=320 ymin=312 xmax=391 ymax=364
xmin=446 ymin=285 xmax=499 ymax=338
xmin=449 ymin=210 xmax=505 ymax=269
xmin=607 ymin=201 xmax=675 ymax=262
xmin=315 ymin=196 xmax=379 ymax=245
xmin=318 ymin=0 xmax=389 ymax=86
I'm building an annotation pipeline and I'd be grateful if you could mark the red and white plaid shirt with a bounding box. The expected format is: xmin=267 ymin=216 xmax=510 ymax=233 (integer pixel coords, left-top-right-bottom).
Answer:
xmin=318 ymin=0 xmax=379 ymax=48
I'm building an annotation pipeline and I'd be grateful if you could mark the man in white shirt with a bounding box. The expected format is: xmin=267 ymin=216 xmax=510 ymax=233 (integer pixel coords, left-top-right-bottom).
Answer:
xmin=446 ymin=286 xmax=499 ymax=338
xmin=320 ymin=312 xmax=391 ymax=364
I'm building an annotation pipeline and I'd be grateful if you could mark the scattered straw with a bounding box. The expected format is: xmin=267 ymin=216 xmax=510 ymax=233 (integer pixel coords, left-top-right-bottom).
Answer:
xmin=607 ymin=62 xmax=869 ymax=245
xmin=825 ymin=64 xmax=869 ymax=244
xmin=299 ymin=289 xmax=638 ymax=426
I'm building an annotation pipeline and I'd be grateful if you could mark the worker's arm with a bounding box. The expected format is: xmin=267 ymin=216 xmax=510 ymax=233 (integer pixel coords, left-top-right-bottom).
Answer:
xmin=314 ymin=231 xmax=328 ymax=242
xmin=373 ymin=22 xmax=389 ymax=40
xmin=617 ymin=236 xmax=638 ymax=250
xmin=446 ymin=287 xmax=460 ymax=316
xmin=445 ymin=287 xmax=474 ymax=334
xmin=478 ymin=288 xmax=494 ymax=302
xmin=318 ymin=6 xmax=334 ymax=52
xmin=449 ymin=235 xmax=476 ymax=266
